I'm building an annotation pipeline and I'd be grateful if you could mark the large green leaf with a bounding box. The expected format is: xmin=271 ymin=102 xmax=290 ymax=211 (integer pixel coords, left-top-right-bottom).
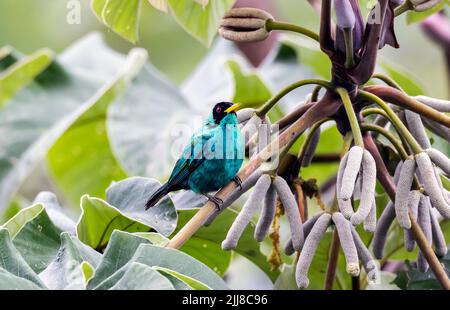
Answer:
xmin=0 ymin=33 xmax=138 ymax=211
xmin=0 ymin=267 xmax=43 ymax=290
xmin=175 ymin=209 xmax=279 ymax=281
xmin=110 ymin=262 xmax=175 ymax=290
xmin=47 ymin=45 xmax=147 ymax=206
xmin=96 ymin=243 xmax=228 ymax=290
xmin=0 ymin=48 xmax=53 ymax=107
xmin=0 ymin=228 xmax=46 ymax=288
xmin=167 ymin=0 xmax=235 ymax=47
xmin=2 ymin=204 xmax=62 ymax=272
xmin=32 ymin=191 xmax=76 ymax=234
xmin=91 ymin=0 xmax=142 ymax=43
xmin=153 ymin=266 xmax=211 ymax=290
xmin=380 ymin=62 xmax=425 ymax=96
xmin=226 ymin=60 xmax=272 ymax=108
xmin=88 ymin=230 xmax=151 ymax=289
xmin=39 ymin=232 xmax=99 ymax=289
xmin=105 ymin=177 xmax=177 ymax=236
xmin=77 ymin=195 xmax=153 ymax=250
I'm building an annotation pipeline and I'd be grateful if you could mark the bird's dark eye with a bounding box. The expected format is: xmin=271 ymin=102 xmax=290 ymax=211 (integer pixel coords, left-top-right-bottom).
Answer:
xmin=215 ymin=107 xmax=222 ymax=113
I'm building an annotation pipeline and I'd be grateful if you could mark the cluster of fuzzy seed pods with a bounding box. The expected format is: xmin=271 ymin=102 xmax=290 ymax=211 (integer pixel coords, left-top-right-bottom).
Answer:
xmin=293 ymin=211 xmax=377 ymax=289
xmin=336 ymin=146 xmax=377 ymax=229
xmin=221 ymin=173 xmax=304 ymax=252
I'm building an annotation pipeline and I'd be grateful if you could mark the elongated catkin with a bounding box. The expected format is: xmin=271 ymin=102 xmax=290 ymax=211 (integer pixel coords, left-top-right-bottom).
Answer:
xmin=301 ymin=127 xmax=321 ymax=167
xmin=254 ymin=184 xmax=276 ymax=242
xmin=395 ymin=157 xmax=416 ymax=229
xmin=351 ymin=226 xmax=379 ymax=283
xmin=296 ymin=213 xmax=331 ymax=288
xmin=332 ymin=213 xmax=360 ymax=276
xmin=241 ymin=115 xmax=262 ymax=144
xmin=430 ymin=208 xmax=448 ymax=257
xmin=337 ymin=152 xmax=354 ymax=219
xmin=372 ymin=201 xmax=395 ymax=259
xmin=416 ymin=152 xmax=450 ymax=218
xmin=414 ymin=96 xmax=450 ymax=113
xmin=427 ymin=148 xmax=450 ymax=178
xmin=403 ymin=190 xmax=420 ymax=252
xmin=351 ymin=150 xmax=377 ymax=226
xmin=237 ymin=108 xmax=255 ymax=124
xmin=394 ymin=161 xmax=403 ymax=185
xmin=405 ymin=110 xmax=431 ymax=149
xmin=340 ymin=146 xmax=364 ymax=200
xmin=417 ymin=195 xmax=432 ymax=272
xmin=363 ymin=201 xmax=377 ymax=233
xmin=257 ymin=121 xmax=271 ymax=153
xmin=222 ymin=175 xmax=271 ymax=250
xmin=284 ymin=212 xmax=324 ymax=255
xmin=205 ymin=169 xmax=263 ymax=226
xmin=422 ymin=117 xmax=450 ymax=142
xmin=274 ymin=176 xmax=304 ymax=250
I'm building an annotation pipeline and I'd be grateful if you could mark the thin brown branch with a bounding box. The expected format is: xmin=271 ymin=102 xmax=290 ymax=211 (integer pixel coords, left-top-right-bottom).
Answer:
xmin=364 ymin=85 xmax=450 ymax=128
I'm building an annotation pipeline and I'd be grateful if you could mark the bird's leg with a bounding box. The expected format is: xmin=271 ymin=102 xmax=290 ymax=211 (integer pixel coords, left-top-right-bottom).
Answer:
xmin=232 ymin=176 xmax=243 ymax=190
xmin=204 ymin=194 xmax=224 ymax=211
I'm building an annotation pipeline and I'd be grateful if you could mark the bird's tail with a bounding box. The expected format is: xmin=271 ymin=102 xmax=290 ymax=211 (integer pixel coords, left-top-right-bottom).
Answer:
xmin=145 ymin=184 xmax=170 ymax=210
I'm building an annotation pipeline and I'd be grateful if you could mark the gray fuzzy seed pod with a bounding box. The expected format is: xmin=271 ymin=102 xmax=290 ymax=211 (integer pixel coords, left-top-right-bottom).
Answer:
xmin=416 ymin=152 xmax=450 ymax=218
xmin=394 ymin=161 xmax=403 ymax=185
xmin=274 ymin=176 xmax=304 ymax=250
xmin=254 ymin=184 xmax=277 ymax=242
xmin=427 ymin=148 xmax=450 ymax=178
xmin=372 ymin=201 xmax=395 ymax=259
xmin=301 ymin=127 xmax=321 ymax=167
xmin=422 ymin=117 xmax=450 ymax=142
xmin=430 ymin=209 xmax=448 ymax=257
xmin=394 ymin=157 xmax=416 ymax=229
xmin=363 ymin=201 xmax=377 ymax=233
xmin=351 ymin=226 xmax=379 ymax=283
xmin=296 ymin=213 xmax=332 ymax=289
xmin=222 ymin=174 xmax=271 ymax=250
xmin=241 ymin=115 xmax=262 ymax=144
xmin=284 ymin=212 xmax=324 ymax=255
xmin=351 ymin=150 xmax=377 ymax=226
xmin=414 ymin=96 xmax=450 ymax=112
xmin=337 ymin=152 xmax=354 ymax=218
xmin=333 ymin=212 xmax=360 ymax=276
xmin=340 ymin=146 xmax=364 ymax=201
xmin=403 ymin=191 xmax=420 ymax=252
xmin=237 ymin=108 xmax=255 ymax=124
xmin=257 ymin=122 xmax=271 ymax=153
xmin=204 ymin=169 xmax=263 ymax=226
xmin=417 ymin=195 xmax=432 ymax=272
xmin=405 ymin=110 xmax=431 ymax=149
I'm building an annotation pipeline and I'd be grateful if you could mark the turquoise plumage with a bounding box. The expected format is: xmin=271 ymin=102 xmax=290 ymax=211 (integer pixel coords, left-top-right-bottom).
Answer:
xmin=145 ymin=102 xmax=244 ymax=209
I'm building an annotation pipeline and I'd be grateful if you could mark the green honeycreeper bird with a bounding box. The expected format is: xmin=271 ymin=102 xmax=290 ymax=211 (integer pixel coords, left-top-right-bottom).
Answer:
xmin=145 ymin=102 xmax=244 ymax=210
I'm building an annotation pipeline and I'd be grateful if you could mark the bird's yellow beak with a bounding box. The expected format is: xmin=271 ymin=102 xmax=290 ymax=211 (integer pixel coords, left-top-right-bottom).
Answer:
xmin=225 ymin=103 xmax=241 ymax=113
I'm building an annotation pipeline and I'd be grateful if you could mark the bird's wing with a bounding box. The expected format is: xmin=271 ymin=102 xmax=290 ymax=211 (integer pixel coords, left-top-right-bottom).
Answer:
xmin=166 ymin=132 xmax=213 ymax=188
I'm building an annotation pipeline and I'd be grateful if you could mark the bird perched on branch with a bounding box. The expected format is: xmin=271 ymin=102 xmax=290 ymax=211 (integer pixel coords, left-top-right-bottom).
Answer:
xmin=145 ymin=102 xmax=244 ymax=210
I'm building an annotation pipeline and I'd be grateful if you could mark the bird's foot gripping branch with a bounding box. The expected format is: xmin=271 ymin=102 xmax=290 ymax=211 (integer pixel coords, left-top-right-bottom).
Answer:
xmin=163 ymin=1 xmax=450 ymax=290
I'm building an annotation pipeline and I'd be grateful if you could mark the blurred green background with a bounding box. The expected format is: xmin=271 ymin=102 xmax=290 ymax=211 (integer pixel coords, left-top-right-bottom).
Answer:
xmin=0 ymin=0 xmax=447 ymax=97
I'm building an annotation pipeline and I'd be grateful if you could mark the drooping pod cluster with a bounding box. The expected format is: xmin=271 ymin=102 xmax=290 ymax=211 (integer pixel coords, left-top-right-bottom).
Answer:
xmin=295 ymin=212 xmax=378 ymax=289
xmin=372 ymin=161 xmax=449 ymax=263
xmin=336 ymin=146 xmax=377 ymax=228
xmin=221 ymin=174 xmax=304 ymax=251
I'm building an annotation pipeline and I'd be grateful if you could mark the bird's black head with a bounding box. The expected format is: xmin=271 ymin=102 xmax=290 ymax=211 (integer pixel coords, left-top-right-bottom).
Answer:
xmin=212 ymin=102 xmax=234 ymax=124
